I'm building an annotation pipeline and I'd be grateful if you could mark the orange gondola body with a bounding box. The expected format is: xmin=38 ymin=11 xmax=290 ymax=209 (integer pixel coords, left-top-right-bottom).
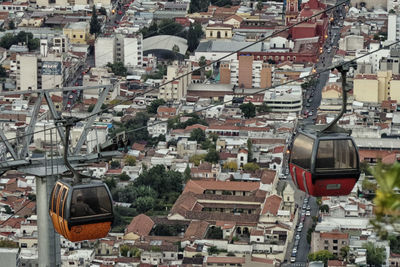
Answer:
xmin=49 ymin=181 xmax=113 ymax=242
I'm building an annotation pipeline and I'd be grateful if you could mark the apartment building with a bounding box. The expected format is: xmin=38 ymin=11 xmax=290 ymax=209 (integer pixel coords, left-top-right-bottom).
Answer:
xmin=158 ymin=61 xmax=192 ymax=101
xmin=310 ymin=231 xmax=349 ymax=258
xmin=220 ymin=55 xmax=273 ymax=88
xmin=354 ymin=71 xmax=400 ymax=103
xmin=13 ymin=52 xmax=63 ymax=92
xmin=95 ymin=34 xmax=143 ymax=68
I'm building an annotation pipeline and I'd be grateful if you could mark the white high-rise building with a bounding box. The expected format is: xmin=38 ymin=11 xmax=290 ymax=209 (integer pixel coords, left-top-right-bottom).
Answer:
xmin=94 ymin=34 xmax=143 ymax=68
xmin=388 ymin=13 xmax=400 ymax=43
xmin=95 ymin=37 xmax=116 ymax=67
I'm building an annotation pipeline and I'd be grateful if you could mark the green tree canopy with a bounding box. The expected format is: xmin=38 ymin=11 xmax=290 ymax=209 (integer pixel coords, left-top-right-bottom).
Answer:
xmin=147 ymin=99 xmax=166 ymax=114
xmin=256 ymin=0 xmax=263 ymax=11
xmin=240 ymin=102 xmax=256 ymax=118
xmin=205 ymin=148 xmax=219 ymax=164
xmin=189 ymin=128 xmax=206 ymax=142
xmin=118 ymin=172 xmax=130 ymax=181
xmin=107 ymin=62 xmax=127 ymax=77
xmin=363 ymin=242 xmax=386 ymax=267
xmin=308 ymin=250 xmax=336 ymax=266
xmin=243 ymin=162 xmax=260 ymax=172
xmin=111 ymin=160 xmax=121 ymax=169
xmin=124 ymin=155 xmax=136 ymax=166
xmin=184 ymin=164 xmax=191 ymax=182
xmin=189 ymin=154 xmax=206 ymax=166
xmin=90 ymin=5 xmax=102 ymax=36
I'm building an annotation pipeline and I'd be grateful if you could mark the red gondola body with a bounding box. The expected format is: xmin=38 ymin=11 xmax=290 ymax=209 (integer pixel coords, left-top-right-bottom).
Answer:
xmin=289 ymin=131 xmax=360 ymax=197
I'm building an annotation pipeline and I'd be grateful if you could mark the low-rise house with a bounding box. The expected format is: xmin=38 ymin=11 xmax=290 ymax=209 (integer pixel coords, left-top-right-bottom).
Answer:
xmin=124 ymin=214 xmax=155 ymax=240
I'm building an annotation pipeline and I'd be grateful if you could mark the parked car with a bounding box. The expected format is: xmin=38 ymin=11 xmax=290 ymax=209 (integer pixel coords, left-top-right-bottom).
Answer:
xmin=291 ymin=257 xmax=296 ymax=263
xmin=306 ymin=211 xmax=311 ymax=216
xmin=295 ymin=234 xmax=301 ymax=240
xmin=295 ymin=240 xmax=300 ymax=247
xmin=297 ymin=226 xmax=303 ymax=232
xmin=307 ymin=205 xmax=311 ymax=211
xmin=293 ymin=248 xmax=297 ymax=254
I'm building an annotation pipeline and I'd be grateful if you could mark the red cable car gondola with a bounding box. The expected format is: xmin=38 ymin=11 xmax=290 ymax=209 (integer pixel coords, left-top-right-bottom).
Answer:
xmin=289 ymin=65 xmax=361 ymax=196
xmin=49 ymin=119 xmax=114 ymax=242
xmin=289 ymin=130 xmax=360 ymax=196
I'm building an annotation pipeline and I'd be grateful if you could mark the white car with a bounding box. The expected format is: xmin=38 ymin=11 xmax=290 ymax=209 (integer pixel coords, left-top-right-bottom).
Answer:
xmin=295 ymin=234 xmax=301 ymax=240
xmin=306 ymin=211 xmax=311 ymax=216
xmin=292 ymin=248 xmax=297 ymax=254
xmin=297 ymin=227 xmax=303 ymax=232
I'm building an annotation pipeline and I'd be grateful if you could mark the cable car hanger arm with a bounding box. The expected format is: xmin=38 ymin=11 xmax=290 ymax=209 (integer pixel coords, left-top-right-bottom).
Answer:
xmin=320 ymin=63 xmax=356 ymax=134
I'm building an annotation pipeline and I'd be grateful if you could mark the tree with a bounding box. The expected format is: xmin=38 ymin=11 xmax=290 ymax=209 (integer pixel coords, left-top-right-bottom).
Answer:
xmin=247 ymin=139 xmax=253 ymax=162
xmin=184 ymin=164 xmax=191 ymax=182
xmin=207 ymin=246 xmax=219 ymax=255
xmin=240 ymin=102 xmax=256 ymax=118
xmin=206 ymin=227 xmax=223 ymax=239
xmin=319 ymin=204 xmax=329 ymax=213
xmin=90 ymin=5 xmax=102 ymax=36
xmin=111 ymin=160 xmax=121 ymax=169
xmin=99 ymin=7 xmax=107 ymax=16
xmin=147 ymin=99 xmax=166 ymax=114
xmin=172 ymin=44 xmax=180 ymax=54
xmin=363 ymin=242 xmax=385 ymax=267
xmin=0 ymin=65 xmax=7 ymax=78
xmin=4 ymin=205 xmax=12 ymax=214
xmin=205 ymin=148 xmax=219 ymax=164
xmin=187 ymin=24 xmax=201 ymax=52
xmin=88 ymin=104 xmax=95 ymax=112
xmin=189 ymin=0 xmax=210 ymax=13
xmin=120 ymin=244 xmax=130 ymax=256
xmin=243 ymin=162 xmax=260 ymax=172
xmin=136 ymin=196 xmax=156 ymax=213
xmin=124 ymin=155 xmax=136 ymax=166
xmin=256 ymin=0 xmax=263 ymax=11
xmin=371 ymin=163 xmax=400 ymax=235
xmin=308 ymin=250 xmax=336 ymax=266
xmin=107 ymin=62 xmax=127 ymax=77
xmin=362 ymin=179 xmax=377 ymax=192
xmin=223 ymin=161 xmax=238 ymax=171
xmin=189 ymin=128 xmax=206 ymax=142
xmin=199 ymin=56 xmax=207 ymax=81
xmin=8 ymin=20 xmax=15 ymax=30
xmin=118 ymin=172 xmax=130 ymax=181
xmin=189 ymin=154 xmax=206 ymax=166
xmin=257 ymin=102 xmax=270 ymax=113
xmin=339 ymin=246 xmax=349 ymax=261
xmin=105 ymin=177 xmax=116 ymax=190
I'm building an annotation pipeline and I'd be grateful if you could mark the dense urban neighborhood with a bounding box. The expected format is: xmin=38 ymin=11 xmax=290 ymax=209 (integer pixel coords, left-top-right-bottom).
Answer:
xmin=0 ymin=0 xmax=399 ymax=266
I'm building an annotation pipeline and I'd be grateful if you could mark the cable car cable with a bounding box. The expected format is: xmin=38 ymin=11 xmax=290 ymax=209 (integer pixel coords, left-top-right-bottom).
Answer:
xmin=0 ymin=37 xmax=399 ymax=149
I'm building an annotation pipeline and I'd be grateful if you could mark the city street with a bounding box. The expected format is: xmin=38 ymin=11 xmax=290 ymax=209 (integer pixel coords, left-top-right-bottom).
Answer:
xmin=282 ymin=2 xmax=347 ymax=266
xmin=302 ymin=2 xmax=347 ymax=125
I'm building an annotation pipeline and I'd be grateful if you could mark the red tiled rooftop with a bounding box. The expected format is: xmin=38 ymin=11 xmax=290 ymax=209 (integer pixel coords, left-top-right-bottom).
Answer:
xmin=262 ymin=194 xmax=282 ymax=215
xmin=183 ymin=180 xmax=260 ymax=194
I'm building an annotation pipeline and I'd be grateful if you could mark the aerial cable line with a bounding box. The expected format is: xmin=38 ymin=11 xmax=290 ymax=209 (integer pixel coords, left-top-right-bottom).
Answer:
xmin=1 ymin=38 xmax=398 ymax=146
xmin=0 ymin=0 xmax=357 ymax=144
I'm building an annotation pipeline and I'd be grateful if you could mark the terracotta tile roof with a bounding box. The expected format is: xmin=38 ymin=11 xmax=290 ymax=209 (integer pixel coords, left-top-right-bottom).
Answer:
xmin=185 ymin=124 xmax=208 ymax=132
xmin=224 ymin=14 xmax=244 ymax=22
xmin=261 ymin=169 xmax=276 ymax=185
xmin=132 ymin=142 xmax=146 ymax=151
xmin=157 ymin=106 xmax=176 ymax=114
xmin=320 ymin=232 xmax=349 ymax=239
xmin=328 ymin=260 xmax=347 ymax=266
xmin=215 ymin=221 xmax=235 ymax=229
xmin=170 ymin=192 xmax=199 ymax=216
xmin=238 ymin=149 xmax=248 ymax=154
xmin=250 ymin=228 xmax=264 ymax=236
xmin=183 ymin=180 xmax=260 ymax=194
xmin=219 ymin=152 xmax=237 ymax=160
xmin=354 ymin=74 xmax=377 ymax=80
xmin=273 ymin=146 xmax=284 ymax=153
xmin=184 ymin=220 xmax=209 ymax=239
xmin=206 ymin=257 xmax=245 ymax=264
xmin=262 ymin=194 xmax=282 ymax=215
xmin=251 ymin=256 xmax=274 ymax=264
xmin=125 ymin=214 xmax=154 ymax=236
xmin=323 ymin=83 xmax=342 ymax=93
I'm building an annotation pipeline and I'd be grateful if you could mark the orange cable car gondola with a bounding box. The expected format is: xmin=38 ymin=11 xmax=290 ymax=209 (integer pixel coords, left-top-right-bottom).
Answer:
xmin=289 ymin=64 xmax=361 ymax=196
xmin=49 ymin=119 xmax=114 ymax=242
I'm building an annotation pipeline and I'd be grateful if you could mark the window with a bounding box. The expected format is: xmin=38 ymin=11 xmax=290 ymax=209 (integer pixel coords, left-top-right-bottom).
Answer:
xmin=70 ymin=186 xmax=112 ymax=219
xmin=80 ymin=35 xmax=83 ymax=38
xmin=73 ymin=35 xmax=76 ymax=38
xmin=291 ymin=134 xmax=314 ymax=169
xmin=333 ymin=246 xmax=338 ymax=250
xmin=333 ymin=240 xmax=338 ymax=243
xmin=315 ymin=139 xmax=357 ymax=170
